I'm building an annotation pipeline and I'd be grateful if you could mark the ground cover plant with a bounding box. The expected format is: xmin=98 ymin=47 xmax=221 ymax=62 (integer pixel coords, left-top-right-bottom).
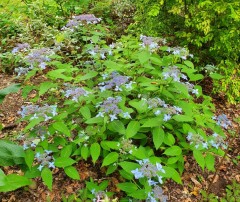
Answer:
xmin=0 ymin=0 xmax=239 ymax=201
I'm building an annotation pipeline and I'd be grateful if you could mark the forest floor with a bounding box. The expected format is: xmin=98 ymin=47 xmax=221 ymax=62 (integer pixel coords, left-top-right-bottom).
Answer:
xmin=0 ymin=72 xmax=239 ymax=202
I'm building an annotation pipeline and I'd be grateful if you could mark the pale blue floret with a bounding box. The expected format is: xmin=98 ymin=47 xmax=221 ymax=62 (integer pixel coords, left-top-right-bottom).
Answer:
xmin=148 ymin=179 xmax=158 ymax=186
xmin=109 ymin=114 xmax=117 ymax=121
xmin=156 ymin=163 xmax=165 ymax=173
xmin=48 ymin=161 xmax=55 ymax=169
xmin=123 ymin=112 xmax=131 ymax=119
xmin=96 ymin=111 xmax=105 ymax=117
xmin=163 ymin=114 xmax=171 ymax=121
xmin=37 ymin=164 xmax=44 ymax=171
xmin=131 ymin=168 xmax=144 ymax=179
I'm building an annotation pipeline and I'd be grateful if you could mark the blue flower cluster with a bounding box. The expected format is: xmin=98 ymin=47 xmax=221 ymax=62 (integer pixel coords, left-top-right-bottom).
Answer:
xmin=15 ymin=67 xmax=30 ymax=77
xmin=91 ymin=190 xmax=107 ymax=202
xmin=212 ymin=114 xmax=232 ymax=129
xmin=140 ymin=35 xmax=166 ymax=52
xmin=98 ymin=72 xmax=133 ymax=92
xmin=147 ymin=185 xmax=168 ymax=202
xmin=12 ymin=43 xmax=30 ymax=54
xmin=18 ymin=104 xmax=57 ymax=121
xmin=62 ymin=14 xmax=101 ymax=30
xmin=96 ymin=96 xmax=123 ymax=121
xmin=187 ymin=132 xmax=209 ymax=149
xmin=131 ymin=159 xmax=167 ymax=201
xmin=162 ymin=66 xmax=187 ymax=82
xmin=167 ymin=46 xmax=193 ymax=60
xmin=25 ymin=47 xmax=53 ymax=70
xmin=64 ymin=87 xmax=89 ymax=102
xmin=162 ymin=65 xmax=199 ymax=95
xmin=187 ymin=132 xmax=227 ymax=150
xmin=118 ymin=138 xmax=136 ymax=155
xmin=146 ymin=98 xmax=182 ymax=121
xmin=35 ymin=150 xmax=55 ymax=171
xmin=88 ymin=45 xmax=112 ymax=59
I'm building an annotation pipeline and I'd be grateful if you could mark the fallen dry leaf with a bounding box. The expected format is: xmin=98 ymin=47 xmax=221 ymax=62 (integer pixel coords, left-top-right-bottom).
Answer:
xmin=191 ymin=177 xmax=202 ymax=188
xmin=190 ymin=187 xmax=200 ymax=197
xmin=235 ymin=174 xmax=240 ymax=183
xmin=183 ymin=198 xmax=192 ymax=202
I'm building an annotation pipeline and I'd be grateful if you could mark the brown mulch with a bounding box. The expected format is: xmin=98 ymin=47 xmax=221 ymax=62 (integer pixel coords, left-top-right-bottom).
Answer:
xmin=0 ymin=73 xmax=239 ymax=201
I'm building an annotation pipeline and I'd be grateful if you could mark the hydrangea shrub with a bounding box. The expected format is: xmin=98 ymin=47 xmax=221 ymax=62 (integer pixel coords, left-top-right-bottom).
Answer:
xmin=9 ymin=13 xmax=232 ymax=201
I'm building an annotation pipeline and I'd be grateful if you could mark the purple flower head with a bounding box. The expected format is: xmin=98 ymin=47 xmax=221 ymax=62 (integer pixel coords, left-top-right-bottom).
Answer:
xmin=213 ymin=114 xmax=232 ymax=129
xmin=98 ymin=72 xmax=130 ymax=92
xmin=25 ymin=48 xmax=53 ymax=69
xmin=73 ymin=14 xmax=101 ymax=24
xmin=139 ymin=35 xmax=164 ymax=51
xmin=64 ymin=87 xmax=89 ymax=102
xmin=15 ymin=67 xmax=30 ymax=76
xmin=162 ymin=66 xmax=182 ymax=82
xmin=12 ymin=43 xmax=30 ymax=54
xmin=97 ymin=96 xmax=122 ymax=121
xmin=18 ymin=104 xmax=57 ymax=121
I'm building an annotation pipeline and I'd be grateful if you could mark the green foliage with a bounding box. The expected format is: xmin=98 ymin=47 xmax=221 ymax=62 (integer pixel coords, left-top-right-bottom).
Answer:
xmin=0 ymin=140 xmax=25 ymax=166
xmin=201 ymin=180 xmax=240 ymax=202
xmin=0 ymin=1 xmax=233 ymax=200
xmin=0 ymin=169 xmax=31 ymax=192
xmin=131 ymin=0 xmax=240 ymax=103
xmin=0 ymin=83 xmax=21 ymax=104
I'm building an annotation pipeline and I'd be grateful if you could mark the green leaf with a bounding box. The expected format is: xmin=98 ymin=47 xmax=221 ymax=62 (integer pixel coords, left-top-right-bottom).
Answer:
xmin=0 ymin=140 xmax=25 ymax=166
xmin=150 ymin=56 xmax=162 ymax=65
xmin=0 ymin=172 xmax=31 ymax=192
xmin=107 ymin=120 xmax=125 ymax=134
xmin=138 ymin=51 xmax=151 ymax=64
xmin=64 ymin=166 xmax=80 ymax=180
xmin=164 ymin=146 xmax=182 ymax=156
xmin=25 ymin=166 xmax=41 ymax=178
xmin=193 ymin=150 xmax=205 ymax=170
xmin=90 ymin=143 xmax=101 ymax=164
xmin=205 ymin=153 xmax=215 ymax=171
xmin=173 ymin=115 xmax=193 ymax=122
xmin=25 ymin=149 xmax=35 ymax=169
xmin=117 ymin=183 xmax=138 ymax=193
xmin=79 ymin=106 xmax=91 ymax=119
xmin=41 ymin=167 xmax=52 ymax=191
xmin=106 ymin=164 xmax=117 ymax=175
xmin=167 ymin=156 xmax=180 ymax=165
xmin=141 ymin=117 xmax=162 ymax=128
xmin=52 ymin=122 xmax=71 ymax=137
xmin=189 ymin=73 xmax=204 ymax=81
xmin=128 ymin=190 xmax=146 ymax=199
xmin=163 ymin=166 xmax=182 ymax=184
xmin=152 ymin=127 xmax=164 ymax=149
xmin=101 ymin=141 xmax=119 ymax=151
xmin=126 ymin=121 xmax=140 ymax=138
xmin=24 ymin=117 xmax=44 ymax=131
xmin=129 ymin=99 xmax=148 ymax=114
xmin=184 ymin=60 xmax=194 ymax=69
xmin=0 ymin=83 xmax=21 ymax=104
xmin=60 ymin=145 xmax=72 ymax=158
xmin=75 ymin=71 xmax=98 ymax=81
xmin=163 ymin=133 xmax=175 ymax=146
xmin=119 ymin=162 xmax=139 ymax=174
xmin=47 ymin=69 xmax=72 ymax=81
xmin=131 ymin=147 xmax=148 ymax=159
xmin=81 ymin=146 xmax=89 ymax=160
xmin=102 ymin=152 xmax=119 ymax=167
xmin=85 ymin=117 xmax=103 ymax=124
xmin=54 ymin=157 xmax=75 ymax=168
xmin=39 ymin=82 xmax=56 ymax=96
xmin=209 ymin=73 xmax=224 ymax=80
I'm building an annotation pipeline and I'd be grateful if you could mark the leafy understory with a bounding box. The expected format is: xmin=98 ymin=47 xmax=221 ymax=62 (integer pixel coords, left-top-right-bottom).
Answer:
xmin=0 ymin=1 xmax=239 ymax=201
